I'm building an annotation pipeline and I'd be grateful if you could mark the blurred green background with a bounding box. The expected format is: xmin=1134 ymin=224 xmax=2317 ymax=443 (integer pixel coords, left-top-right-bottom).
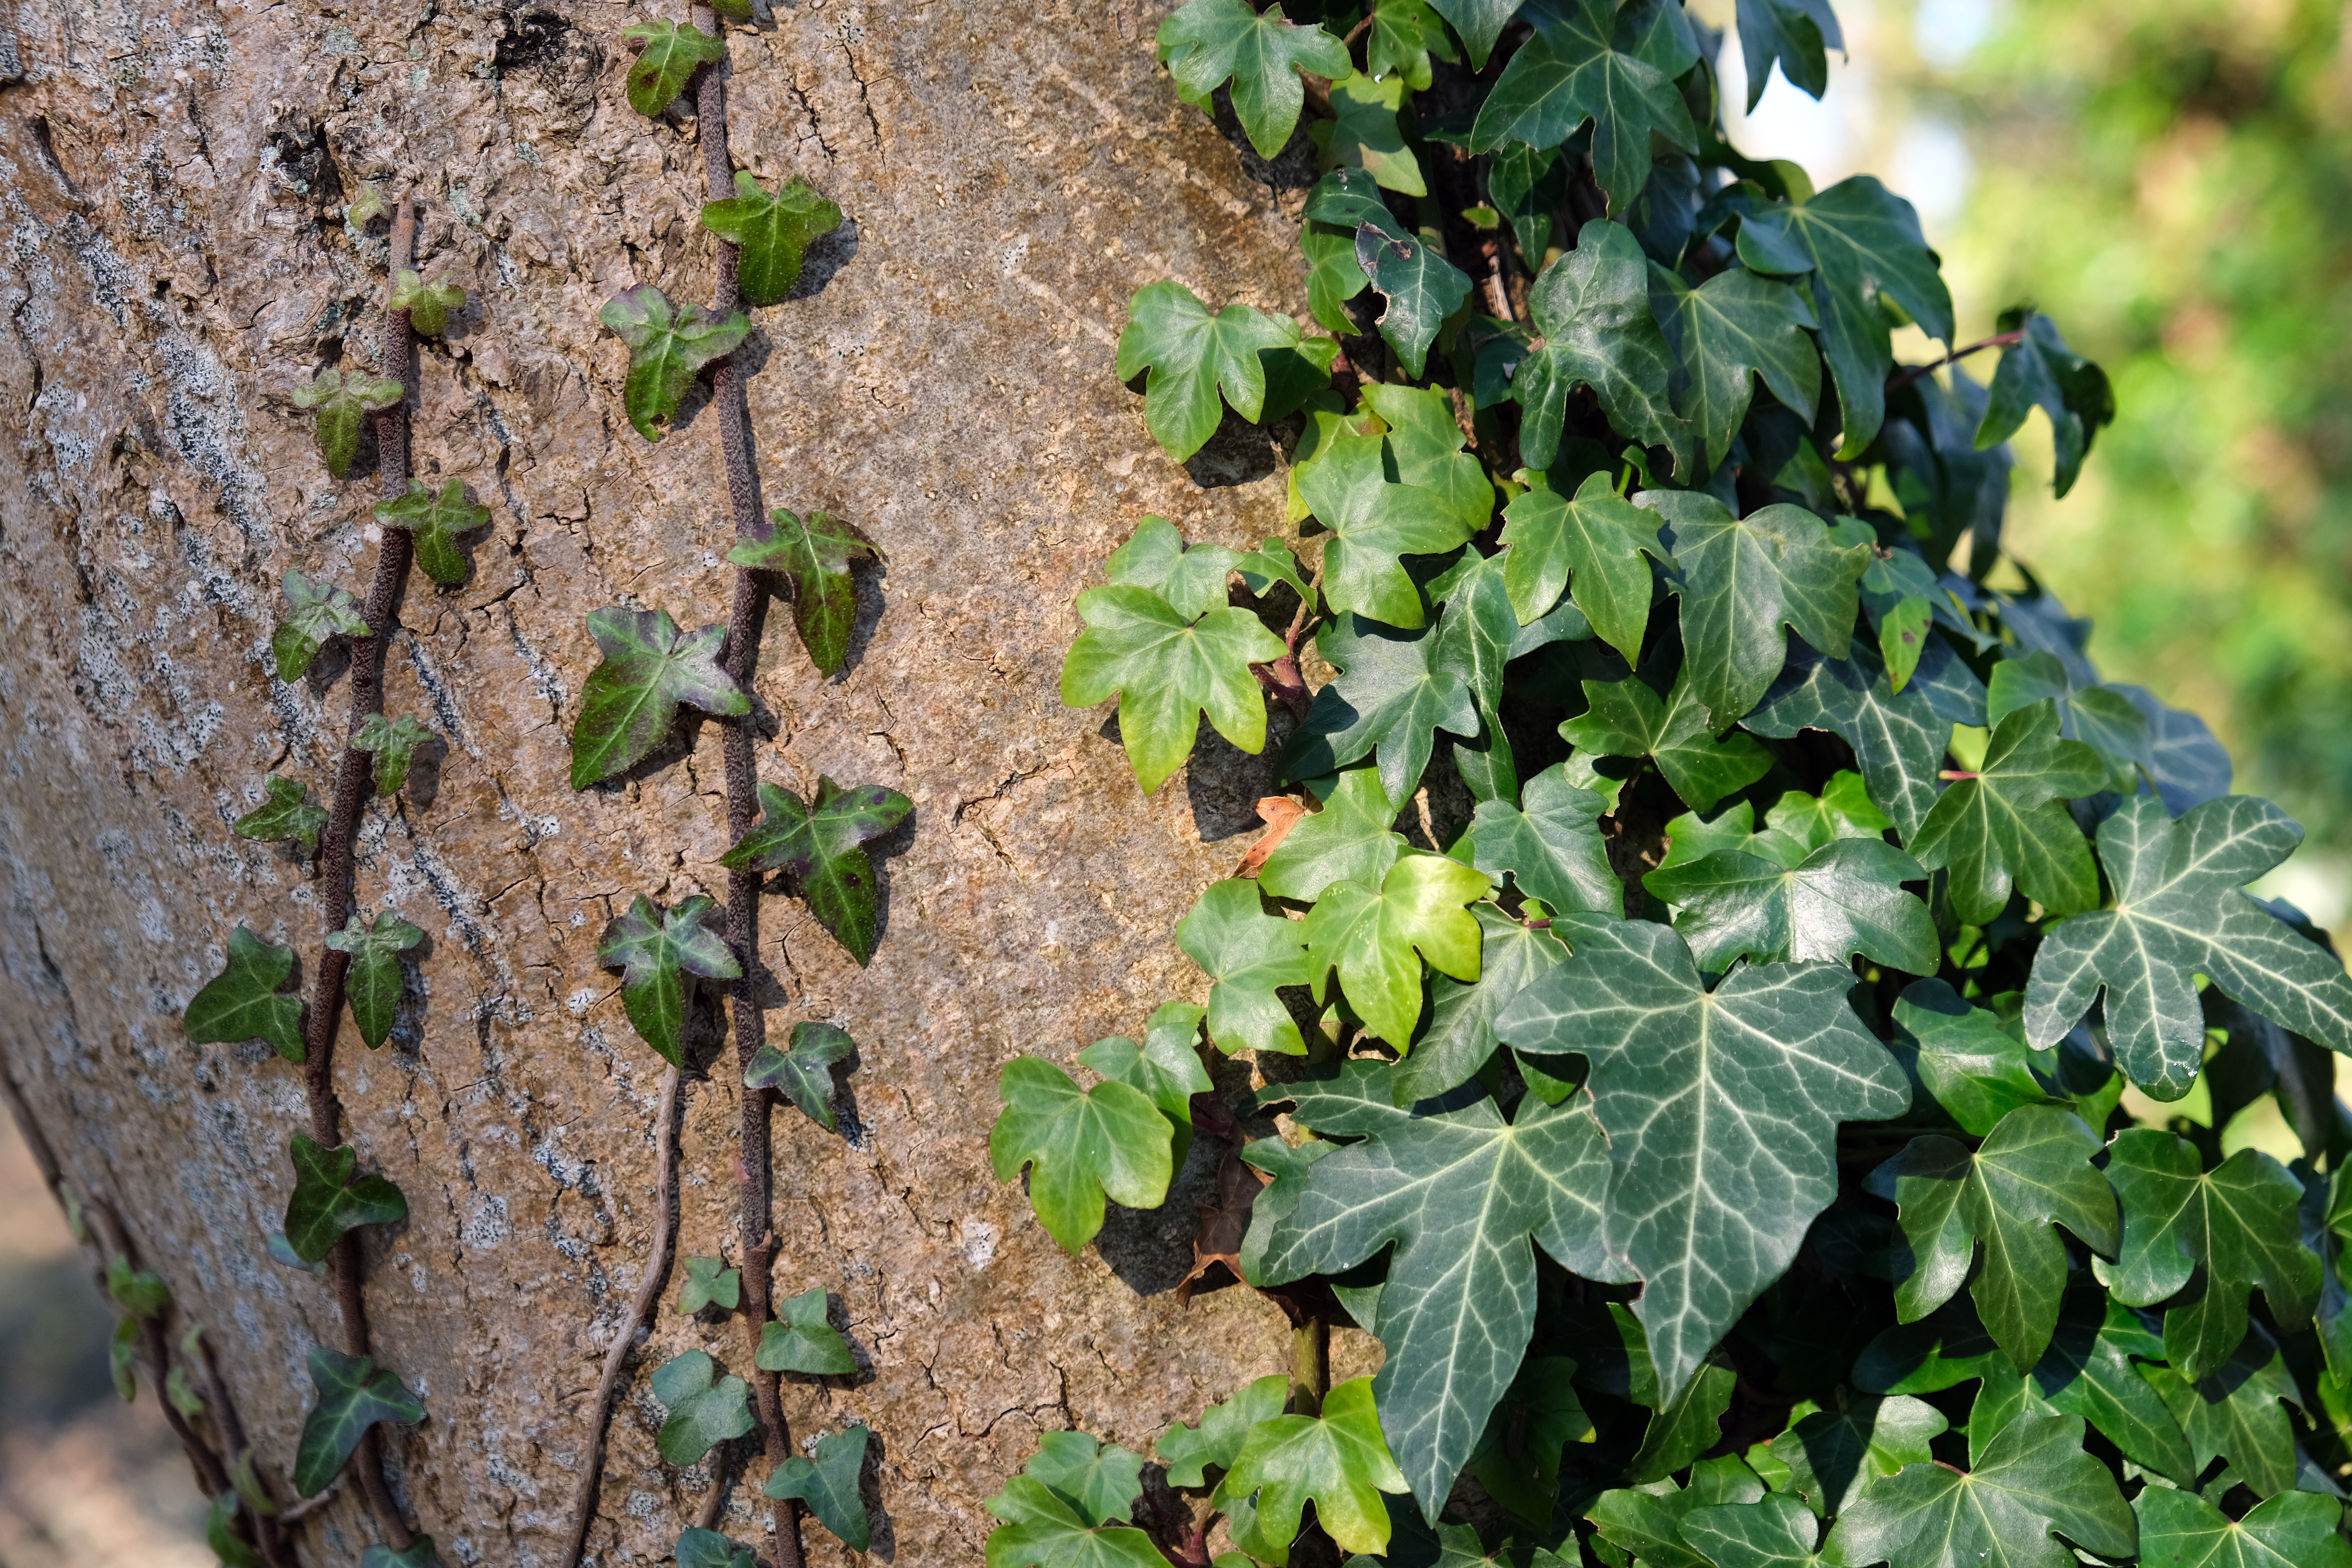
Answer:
xmin=1698 ymin=0 xmax=2352 ymax=929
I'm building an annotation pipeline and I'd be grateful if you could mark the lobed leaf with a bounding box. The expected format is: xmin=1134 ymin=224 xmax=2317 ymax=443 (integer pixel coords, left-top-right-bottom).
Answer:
xmin=719 ymin=778 xmax=912 ymax=963
xmin=323 ymin=910 xmax=423 ymax=1049
xmin=598 ymin=284 xmax=749 ymax=442
xmin=1062 ymin=584 xmax=1285 ymax=795
xmin=1156 ymin=0 xmax=1350 ymax=160
xmin=290 ymin=368 xmax=402 ymax=478
xmin=185 ymin=927 xmax=307 ymax=1063
xmin=351 ymin=713 xmax=434 ymax=796
xmin=568 ymin=607 xmax=749 ymax=790
xmin=233 ymin=775 xmax=328 ymax=853
xmin=619 ymin=19 xmax=727 ymax=117
xmin=755 ymin=1285 xmax=855 ymax=1375
xmin=650 ymin=1349 xmax=754 ymax=1467
xmin=374 ymin=479 xmax=489 ymax=587
xmin=282 ymin=1134 xmax=407 ymax=1264
xmin=597 ymin=893 xmax=742 ymax=1067
xmin=293 ymin=1348 xmax=425 ymax=1497
xmin=765 ymin=1425 xmax=872 ymax=1550
xmin=700 ymin=172 xmax=843 ymax=306
xmin=272 ymin=567 xmax=369 ymax=683
xmin=745 ymin=1021 xmax=857 ymax=1132
xmin=990 ymin=1057 xmax=1173 ymax=1254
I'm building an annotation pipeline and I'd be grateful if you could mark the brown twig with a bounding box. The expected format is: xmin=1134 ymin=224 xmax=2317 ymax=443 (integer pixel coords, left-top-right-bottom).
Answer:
xmin=83 ymin=1200 xmax=232 ymax=1497
xmin=559 ymin=1063 xmax=685 ymax=1568
xmin=1885 ymin=328 xmax=2025 ymax=396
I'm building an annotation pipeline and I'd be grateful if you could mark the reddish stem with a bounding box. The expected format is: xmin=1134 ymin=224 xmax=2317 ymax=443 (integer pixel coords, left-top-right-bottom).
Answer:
xmin=1885 ymin=328 xmax=2026 ymax=395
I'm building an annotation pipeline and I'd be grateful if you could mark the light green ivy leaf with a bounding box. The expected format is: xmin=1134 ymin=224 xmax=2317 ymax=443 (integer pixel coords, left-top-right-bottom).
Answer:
xmin=1156 ymin=0 xmax=1351 ymax=159
xmin=700 ymin=172 xmax=843 ymax=306
xmin=1062 ymin=584 xmax=1286 ymax=795
xmin=1116 ymin=280 xmax=1299 ymax=462
xmin=989 ymin=1057 xmax=1173 ymax=1254
xmin=650 ymin=1349 xmax=754 ymax=1467
xmin=755 ymin=1285 xmax=855 ymax=1376
xmin=1179 ymin=882 xmax=1311 ymax=1057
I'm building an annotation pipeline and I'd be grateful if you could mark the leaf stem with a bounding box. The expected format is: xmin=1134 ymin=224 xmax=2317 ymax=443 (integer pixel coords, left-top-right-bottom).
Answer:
xmin=1885 ymin=328 xmax=2025 ymax=396
xmin=1290 ymin=1316 xmax=1330 ymax=1417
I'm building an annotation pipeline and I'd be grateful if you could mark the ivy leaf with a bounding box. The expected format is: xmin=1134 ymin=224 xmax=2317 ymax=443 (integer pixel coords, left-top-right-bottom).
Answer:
xmin=1824 ymin=1413 xmax=2135 ymax=1568
xmin=1104 ymin=515 xmax=1243 ymax=624
xmin=619 ymin=19 xmax=727 ymax=116
xmin=1864 ymin=1106 xmax=2120 ymax=1372
xmin=322 ymin=911 xmax=423 ymax=1049
xmin=281 ymin=1134 xmax=406 ymax=1265
xmin=234 ymin=775 xmax=328 ymax=853
xmin=720 ymin=779 xmax=911 ymax=963
xmin=1513 ymin=221 xmax=1691 ymax=472
xmin=185 ymin=927 xmax=306 ymax=1063
xmin=1159 ymin=1373 xmax=1290 ymax=1487
xmin=1360 ymin=383 xmax=1496 ymax=536
xmin=1463 ymin=1356 xmax=1589 ymax=1526
xmin=1491 ymin=143 xmax=1567 ymax=267
xmin=651 ymin=1350 xmax=754 ymax=1467
xmin=1987 ymin=651 xmax=2149 ymax=796
xmin=1736 ymin=177 xmax=1955 ymax=457
xmin=1588 ymin=1455 xmax=1766 ymax=1568
xmin=2133 ymin=1484 xmax=2352 ymax=1568
xmin=1353 ymin=215 xmax=1469 ymax=379
xmin=1671 ymin=771 xmax=1891 ymax=870
xmin=745 ymin=1021 xmax=856 ymax=1133
xmin=1734 ymin=0 xmax=1845 ymax=110
xmin=1650 ymin=264 xmax=1822 ymax=475
xmin=676 ymin=1528 xmax=756 ymax=1568
xmin=598 ymin=285 xmax=750 ymax=442
xmin=1234 ymin=534 xmax=1314 ymax=606
xmin=1645 ymin=837 xmax=1936 ymax=973
xmin=290 ymin=368 xmax=402 ymax=479
xmin=596 ymin=895 xmax=739 ymax=1066
xmin=1683 ymin=1493 xmax=1824 ymax=1568
xmin=373 ymin=479 xmax=489 ymax=588
xmin=1297 ymin=432 xmax=1479 ymax=629
xmin=699 ymin=172 xmax=843 ymax=306
xmin=1889 ymin=979 xmax=2067 ymax=1136
xmin=2143 ymin=1328 xmax=2301 ymax=1500
xmin=1645 ymin=489 xmax=1872 ymax=728
xmin=1282 ymin=613 xmax=1479 ymax=807
xmin=1214 ymin=1378 xmax=1413 ymax=1557
xmin=765 ymin=1425 xmax=872 ymax=1550
xmin=1428 ymin=0 xmax=1520 ymax=70
xmin=1081 ymin=1004 xmax=1212 ymax=1132
xmin=1259 ymin=769 xmax=1408 ymax=903
xmin=2031 ymin=1287 xmax=2198 ymax=1485
xmin=1558 ymin=668 xmax=1773 ymax=814
xmin=107 ymin=1257 xmax=172 ymax=1317
xmin=1178 ymin=881 xmax=1312 ymax=1057
xmin=1062 ymin=585 xmax=1286 ymax=795
xmin=1497 ymin=470 xmax=1665 ymax=663
xmin=1906 ymin=698 xmax=2103 ymax=927
xmin=1503 ymin=917 xmax=1907 ymax=1401
xmin=984 ymin=1475 xmax=1164 ymax=1568
xmin=293 ymin=1348 xmax=425 ymax=1497
xmin=1303 ymin=222 xmax=1371 ymax=337
xmin=1769 ymin=1395 xmax=1947 ymax=1517
xmin=2100 ymin=1130 xmax=2322 ymax=1382
xmin=272 ymin=568 xmax=368 ymax=683
xmin=1117 ymin=281 xmax=1299 ymax=462
xmin=755 ymin=1285 xmax=854 ymax=1375
xmin=1366 ymin=0 xmax=1456 ymax=88
xmin=1323 ymin=71 xmax=1425 ymax=196
xmin=1301 ymin=853 xmax=1494 ymax=1049
xmin=677 ymin=1255 xmax=741 ymax=1316
xmin=386 ymin=270 xmax=465 ymax=337
xmin=1853 ymin=1298 xmax=2001 ymax=1396
xmin=108 ymin=1316 xmax=137 ymax=1399
xmin=1978 ymin=313 xmax=2114 ymax=498
xmin=1025 ymin=1431 xmax=1145 ymax=1528
xmin=1395 ymin=906 xmax=1571 ymax=1106
xmin=205 ymin=1491 xmax=264 ymax=1568
xmin=990 ymin=1057 xmax=1173 ymax=1253
xmin=1158 ymin=0 xmax=1350 ymax=158
xmin=351 ymin=713 xmax=433 ymax=796
xmin=167 ymin=1364 xmax=207 ymax=1417
xmin=568 ymin=608 xmax=748 ymax=790
xmin=1468 ymin=0 xmax=1699 ymax=211
xmin=726 ymin=508 xmax=878 ymax=677
xmin=1471 ymin=763 xmax=1619 ymax=915
xmin=2025 ymin=796 xmax=2352 ymax=1100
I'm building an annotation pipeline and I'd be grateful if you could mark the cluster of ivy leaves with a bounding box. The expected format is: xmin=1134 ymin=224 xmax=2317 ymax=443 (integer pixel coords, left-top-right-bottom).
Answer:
xmin=988 ymin=3 xmax=2352 ymax=1566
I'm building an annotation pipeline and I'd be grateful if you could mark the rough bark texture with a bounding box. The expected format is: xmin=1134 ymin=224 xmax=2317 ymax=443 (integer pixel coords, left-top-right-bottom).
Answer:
xmin=0 ymin=1 xmax=1367 ymax=1562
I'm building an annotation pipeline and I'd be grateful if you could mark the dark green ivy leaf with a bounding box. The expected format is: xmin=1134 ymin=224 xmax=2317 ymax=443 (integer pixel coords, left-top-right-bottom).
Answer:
xmin=272 ymin=568 xmax=368 ymax=683
xmin=1683 ymin=1492 xmax=1824 ymax=1568
xmin=282 ymin=1134 xmax=406 ymax=1264
xmin=373 ymin=479 xmax=488 ymax=588
xmin=290 ymin=368 xmax=402 ymax=479
xmin=351 ymin=713 xmax=433 ymax=796
xmin=234 ymin=775 xmax=327 ymax=853
xmin=756 ymin=1284 xmax=855 ymax=1375
xmin=1178 ymin=880 xmax=1312 ymax=1057
xmin=1468 ymin=0 xmax=1699 ymax=212
xmin=1062 ymin=584 xmax=1286 ymax=795
xmin=598 ymin=284 xmax=750 ymax=442
xmin=1558 ymin=667 xmax=1773 ymax=814
xmin=1514 ymin=220 xmax=1691 ymax=473
xmin=989 ymin=1057 xmax=1173 ymax=1253
xmin=294 ymin=1347 xmax=425 ymax=1497
xmin=699 ymin=172 xmax=843 ymax=306
xmin=1354 ymin=215 xmax=1470 ymax=380
xmin=720 ymin=778 xmax=913 ymax=964
xmin=322 ymin=910 xmax=423 ymax=1049
xmin=2143 ymin=1327 xmax=2302 ymax=1499
xmin=1283 ymin=612 xmax=1479 ymax=808
xmin=2133 ymin=1482 xmax=2352 ymax=1568
xmin=567 ymin=608 xmax=749 ymax=791
xmin=677 ymin=1255 xmax=740 ymax=1316
xmin=619 ymin=19 xmax=727 ymax=116
xmin=1117 ymin=280 xmax=1300 ymax=463
xmin=1470 ymin=761 xmax=1619 ymax=915
xmin=1157 ymin=0 xmax=1351 ymax=159
xmin=386 ymin=270 xmax=465 ymax=337
xmin=727 ymin=508 xmax=879 ymax=676
xmin=1768 ymin=1394 xmax=1947 ymax=1516
xmin=676 ymin=1527 xmax=755 ymax=1568
xmin=596 ymin=894 xmax=742 ymax=1067
xmin=1497 ymin=470 xmax=1664 ymax=664
xmin=1823 ymin=1413 xmax=2136 ymax=1568
xmin=1587 ymin=1455 xmax=1766 ymax=1568
xmin=1745 ymin=634 xmax=1987 ymax=844
xmin=1428 ymin=0 xmax=1521 ymax=70
xmin=1978 ymin=312 xmax=2114 ymax=499
xmin=1650 ymin=264 xmax=1822 ymax=476
xmin=1644 ymin=835 xmax=1937 ymax=973
xmin=1907 ymin=697 xmax=2105 ymax=927
xmin=1888 ymin=978 xmax=2067 ymax=1136
xmin=1734 ymin=0 xmax=1845 ymax=110
xmin=651 ymin=1349 xmax=754 ymax=1466
xmin=2028 ymin=1287 xmax=2197 ymax=1485
xmin=745 ymin=1021 xmax=856 ymax=1132
xmin=765 ymin=1425 xmax=872 ymax=1550
xmin=185 ymin=927 xmax=306 ymax=1063
xmin=1490 ymin=143 xmax=1567 ymax=268
xmin=1464 ymin=1355 xmax=1589 ymax=1524
xmin=1987 ymin=650 xmax=2149 ymax=796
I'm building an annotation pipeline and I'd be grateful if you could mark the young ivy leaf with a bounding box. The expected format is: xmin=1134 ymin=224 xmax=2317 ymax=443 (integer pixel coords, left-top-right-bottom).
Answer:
xmin=1079 ymin=1004 xmax=1213 ymax=1135
xmin=290 ymin=368 xmax=402 ymax=479
xmin=1258 ymin=769 xmax=1408 ymax=903
xmin=1735 ymin=0 xmax=1845 ymax=110
xmin=293 ymin=1348 xmax=425 ymax=1497
xmin=1298 ymin=432 xmax=1479 ymax=630
xmin=167 ymin=1365 xmax=207 ymax=1418
xmin=2024 ymin=795 xmax=2352 ymax=1101
xmin=205 ymin=1491 xmax=264 ymax=1568
xmin=2132 ymin=1482 xmax=2352 ymax=1568
xmin=1558 ymin=668 xmax=1772 ymax=814
xmin=1155 ymin=0 xmax=1351 ymax=160
xmin=1103 ymin=515 xmax=1243 ymax=624
xmin=352 ymin=713 xmax=434 ymax=796
xmin=619 ymin=19 xmax=727 ymax=116
xmin=989 ymin=1057 xmax=1173 ymax=1254
xmin=597 ymin=894 xmax=742 ymax=1067
xmin=1213 ymin=1378 xmax=1413 ymax=1558
xmin=1024 ymin=1431 xmax=1146 ymax=1527
xmin=1513 ymin=221 xmax=1691 ymax=473
xmin=567 ymin=608 xmax=749 ymax=791
xmin=1354 ymin=214 xmax=1470 ymax=379
xmin=1650 ymin=264 xmax=1823 ymax=476
xmin=185 ymin=927 xmax=307 ymax=1063
xmin=1319 ymin=71 xmax=1425 ymax=196
xmin=1907 ymin=697 xmax=2105 ymax=927
xmin=1644 ymin=837 xmax=1938 ymax=974
xmin=109 ymin=1316 xmax=138 ymax=1399
xmin=1281 ymin=612 xmax=1479 ymax=808
xmin=1468 ymin=0 xmax=1699 ymax=212
xmin=983 ymin=1476 xmax=1164 ymax=1568
xmin=322 ymin=911 xmax=423 ymax=1049
xmin=273 ymin=568 xmax=369 ymax=683
xmin=386 ymin=270 xmax=465 ymax=337
xmin=726 ymin=509 xmax=878 ymax=677
xmin=764 ymin=1425 xmax=872 ymax=1550
xmin=755 ymin=1285 xmax=855 ymax=1375
xmin=1301 ymin=853 xmax=1492 ymax=1050
xmin=344 ymin=181 xmax=387 ymax=230
xmin=745 ymin=1021 xmax=856 ymax=1132
xmin=699 ymin=172 xmax=843 ymax=306
xmin=282 ymin=1134 xmax=407 ymax=1264
xmin=359 ymin=1542 xmax=440 ymax=1568
xmin=1365 ymin=0 xmax=1457 ymax=90
xmin=1497 ymin=470 xmax=1664 ymax=663
xmin=719 ymin=778 xmax=912 ymax=964
xmin=2100 ymin=1129 xmax=2322 ymax=1383
xmin=234 ymin=775 xmax=328 ymax=853
xmin=374 ymin=479 xmax=489 ymax=587
xmin=598 ymin=285 xmax=750 ymax=442
xmin=650 ymin=1350 xmax=755 ymax=1466
xmin=1824 ymin=1413 xmax=2135 ymax=1568
xmin=677 ymin=1255 xmax=741 ymax=1316
xmin=1158 ymin=1372 xmax=1289 ymax=1488
xmin=676 ymin=1529 xmax=755 ymax=1568
xmin=107 ymin=1256 xmax=172 ymax=1318
xmin=1865 ymin=1106 xmax=2120 ymax=1372
xmin=1115 ymin=281 xmax=1300 ymax=463
xmin=1978 ymin=312 xmax=2114 ymax=499
xmin=1061 ymin=584 xmax=1286 ymax=796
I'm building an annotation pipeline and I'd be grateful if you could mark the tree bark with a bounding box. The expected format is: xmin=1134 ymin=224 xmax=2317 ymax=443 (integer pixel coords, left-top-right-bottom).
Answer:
xmin=0 ymin=1 xmax=1342 ymax=1561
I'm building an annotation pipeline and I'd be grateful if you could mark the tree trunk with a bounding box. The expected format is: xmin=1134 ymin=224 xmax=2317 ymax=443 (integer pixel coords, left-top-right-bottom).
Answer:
xmin=0 ymin=1 xmax=1328 ymax=1560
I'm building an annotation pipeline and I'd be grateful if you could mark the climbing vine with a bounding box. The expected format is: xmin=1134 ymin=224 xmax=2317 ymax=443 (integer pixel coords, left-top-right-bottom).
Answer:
xmin=988 ymin=4 xmax=2352 ymax=1568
